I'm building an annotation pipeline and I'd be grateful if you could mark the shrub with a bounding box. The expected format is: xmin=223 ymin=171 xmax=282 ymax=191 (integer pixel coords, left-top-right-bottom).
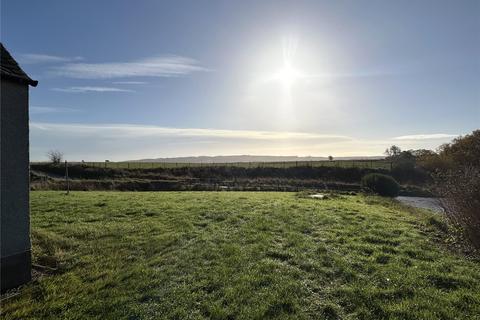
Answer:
xmin=438 ymin=130 xmax=480 ymax=168
xmin=361 ymin=173 xmax=400 ymax=197
xmin=429 ymin=130 xmax=480 ymax=248
xmin=434 ymin=166 xmax=480 ymax=248
xmin=391 ymin=163 xmax=430 ymax=185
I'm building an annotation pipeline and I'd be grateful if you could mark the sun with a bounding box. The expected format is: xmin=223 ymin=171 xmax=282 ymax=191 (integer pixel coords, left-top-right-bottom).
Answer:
xmin=254 ymin=36 xmax=309 ymax=96
xmin=274 ymin=62 xmax=302 ymax=88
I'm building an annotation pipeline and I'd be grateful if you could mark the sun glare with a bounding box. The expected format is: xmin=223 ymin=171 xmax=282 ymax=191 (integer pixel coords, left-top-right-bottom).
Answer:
xmin=274 ymin=62 xmax=302 ymax=88
xmin=269 ymin=36 xmax=306 ymax=90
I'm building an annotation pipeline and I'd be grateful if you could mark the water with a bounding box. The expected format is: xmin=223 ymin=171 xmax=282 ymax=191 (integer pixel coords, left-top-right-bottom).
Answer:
xmin=396 ymin=196 xmax=444 ymax=213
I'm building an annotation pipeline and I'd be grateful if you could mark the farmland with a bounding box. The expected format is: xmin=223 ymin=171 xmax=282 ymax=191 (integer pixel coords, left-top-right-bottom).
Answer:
xmin=34 ymin=159 xmax=394 ymax=170
xmin=2 ymin=191 xmax=479 ymax=319
xmin=30 ymin=162 xmax=430 ymax=194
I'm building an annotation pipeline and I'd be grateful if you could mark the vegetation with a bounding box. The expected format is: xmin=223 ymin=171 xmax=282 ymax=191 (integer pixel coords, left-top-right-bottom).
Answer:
xmin=425 ymin=130 xmax=480 ymax=248
xmin=30 ymin=163 xmax=430 ymax=194
xmin=46 ymin=150 xmax=63 ymax=165
xmin=382 ymin=145 xmax=431 ymax=185
xmin=437 ymin=130 xmax=480 ymax=168
xmin=39 ymin=159 xmax=394 ymax=170
xmin=384 ymin=145 xmax=402 ymax=159
xmin=361 ymin=173 xmax=400 ymax=197
xmin=3 ymin=191 xmax=480 ymax=319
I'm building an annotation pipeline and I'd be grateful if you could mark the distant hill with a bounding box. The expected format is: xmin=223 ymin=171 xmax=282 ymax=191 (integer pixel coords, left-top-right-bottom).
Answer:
xmin=131 ymin=155 xmax=384 ymax=163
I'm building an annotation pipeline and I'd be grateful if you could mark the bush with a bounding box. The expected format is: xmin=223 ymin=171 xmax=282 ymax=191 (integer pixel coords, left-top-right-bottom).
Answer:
xmin=438 ymin=130 xmax=480 ymax=168
xmin=361 ymin=173 xmax=400 ymax=197
xmin=434 ymin=166 xmax=480 ymax=248
xmin=429 ymin=130 xmax=480 ymax=248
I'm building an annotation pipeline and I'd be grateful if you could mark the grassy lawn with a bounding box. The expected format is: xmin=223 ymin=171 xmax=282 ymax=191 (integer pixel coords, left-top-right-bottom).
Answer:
xmin=2 ymin=191 xmax=480 ymax=319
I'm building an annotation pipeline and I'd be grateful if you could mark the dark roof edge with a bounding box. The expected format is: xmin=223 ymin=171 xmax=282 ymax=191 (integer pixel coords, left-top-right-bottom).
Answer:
xmin=1 ymin=43 xmax=38 ymax=87
xmin=1 ymin=73 xmax=38 ymax=87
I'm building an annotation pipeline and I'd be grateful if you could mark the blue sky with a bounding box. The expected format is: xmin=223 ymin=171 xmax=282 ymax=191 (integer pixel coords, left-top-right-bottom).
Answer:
xmin=2 ymin=0 xmax=479 ymax=160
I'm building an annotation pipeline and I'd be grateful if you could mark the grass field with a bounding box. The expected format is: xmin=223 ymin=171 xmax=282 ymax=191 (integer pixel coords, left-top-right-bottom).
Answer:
xmin=57 ymin=159 xmax=393 ymax=170
xmin=2 ymin=192 xmax=479 ymax=319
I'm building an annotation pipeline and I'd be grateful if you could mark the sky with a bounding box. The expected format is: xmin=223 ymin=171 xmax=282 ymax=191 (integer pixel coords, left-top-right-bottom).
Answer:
xmin=2 ymin=0 xmax=479 ymax=161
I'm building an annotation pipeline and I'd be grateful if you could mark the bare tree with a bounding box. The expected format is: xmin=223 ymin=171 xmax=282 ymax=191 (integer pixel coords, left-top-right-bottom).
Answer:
xmin=47 ymin=150 xmax=63 ymax=164
xmin=384 ymin=145 xmax=401 ymax=159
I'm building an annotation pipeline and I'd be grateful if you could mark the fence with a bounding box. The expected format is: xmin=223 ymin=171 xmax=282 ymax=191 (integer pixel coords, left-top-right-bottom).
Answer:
xmin=32 ymin=159 xmax=393 ymax=170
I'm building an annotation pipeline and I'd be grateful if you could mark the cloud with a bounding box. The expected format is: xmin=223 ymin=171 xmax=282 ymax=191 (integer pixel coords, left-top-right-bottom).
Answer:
xmin=50 ymin=55 xmax=208 ymax=79
xmin=112 ymin=81 xmax=148 ymax=85
xmin=20 ymin=53 xmax=84 ymax=64
xmin=29 ymin=122 xmax=354 ymax=160
xmin=393 ymin=133 xmax=458 ymax=140
xmin=29 ymin=122 xmax=457 ymax=161
xmin=52 ymin=86 xmax=134 ymax=93
xmin=30 ymin=106 xmax=80 ymax=114
xmin=30 ymin=122 xmax=350 ymax=141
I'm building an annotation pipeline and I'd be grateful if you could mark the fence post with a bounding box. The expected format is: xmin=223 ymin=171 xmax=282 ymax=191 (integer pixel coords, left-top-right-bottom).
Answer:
xmin=65 ymin=160 xmax=69 ymax=195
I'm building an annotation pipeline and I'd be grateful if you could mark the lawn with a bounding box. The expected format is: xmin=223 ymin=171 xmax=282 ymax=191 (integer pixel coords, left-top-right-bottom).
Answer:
xmin=2 ymin=191 xmax=479 ymax=319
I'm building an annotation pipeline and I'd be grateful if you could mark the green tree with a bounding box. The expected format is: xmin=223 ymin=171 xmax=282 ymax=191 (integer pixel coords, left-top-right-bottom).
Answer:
xmin=438 ymin=130 xmax=480 ymax=168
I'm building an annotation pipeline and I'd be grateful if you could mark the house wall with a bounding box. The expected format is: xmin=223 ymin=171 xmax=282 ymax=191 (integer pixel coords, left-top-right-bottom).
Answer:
xmin=1 ymin=79 xmax=31 ymax=292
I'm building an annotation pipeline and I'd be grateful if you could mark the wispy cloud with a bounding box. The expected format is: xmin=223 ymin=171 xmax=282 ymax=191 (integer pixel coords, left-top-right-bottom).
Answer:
xmin=30 ymin=106 xmax=80 ymax=114
xmin=50 ymin=55 xmax=208 ymax=79
xmin=20 ymin=53 xmax=83 ymax=64
xmin=30 ymin=122 xmax=350 ymax=141
xmin=393 ymin=133 xmax=458 ymax=140
xmin=30 ymin=122 xmax=457 ymax=161
xmin=112 ymin=81 xmax=148 ymax=85
xmin=52 ymin=86 xmax=134 ymax=93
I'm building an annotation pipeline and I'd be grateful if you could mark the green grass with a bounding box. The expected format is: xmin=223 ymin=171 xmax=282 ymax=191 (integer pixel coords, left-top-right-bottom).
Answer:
xmin=76 ymin=159 xmax=393 ymax=170
xmin=3 ymin=191 xmax=479 ymax=319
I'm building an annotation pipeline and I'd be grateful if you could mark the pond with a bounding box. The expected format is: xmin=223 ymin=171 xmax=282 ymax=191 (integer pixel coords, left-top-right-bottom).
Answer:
xmin=396 ymin=196 xmax=444 ymax=213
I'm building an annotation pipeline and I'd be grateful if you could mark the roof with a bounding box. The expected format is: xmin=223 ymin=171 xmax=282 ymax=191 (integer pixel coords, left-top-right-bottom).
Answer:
xmin=1 ymin=43 xmax=38 ymax=87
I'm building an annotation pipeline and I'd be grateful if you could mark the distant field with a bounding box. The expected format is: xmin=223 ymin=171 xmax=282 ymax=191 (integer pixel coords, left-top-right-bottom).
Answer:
xmin=31 ymin=161 xmax=431 ymax=194
xmin=3 ymin=192 xmax=479 ymax=319
xmin=48 ymin=159 xmax=394 ymax=170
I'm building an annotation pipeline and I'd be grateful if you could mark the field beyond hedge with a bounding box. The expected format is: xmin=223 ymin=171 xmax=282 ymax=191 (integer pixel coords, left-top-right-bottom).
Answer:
xmin=30 ymin=163 xmax=431 ymax=194
xmin=2 ymin=192 xmax=480 ymax=319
